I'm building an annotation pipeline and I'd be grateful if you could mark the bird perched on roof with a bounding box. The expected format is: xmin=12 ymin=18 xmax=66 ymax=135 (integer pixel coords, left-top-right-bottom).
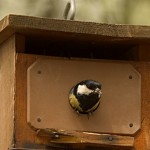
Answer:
xmin=69 ymin=80 xmax=102 ymax=116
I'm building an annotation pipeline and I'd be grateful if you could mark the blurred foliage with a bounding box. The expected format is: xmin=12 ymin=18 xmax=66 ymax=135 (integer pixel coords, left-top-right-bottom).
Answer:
xmin=0 ymin=0 xmax=150 ymax=25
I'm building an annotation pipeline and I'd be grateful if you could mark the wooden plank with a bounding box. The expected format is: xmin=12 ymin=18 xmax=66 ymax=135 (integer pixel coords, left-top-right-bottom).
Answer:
xmin=136 ymin=45 xmax=150 ymax=61
xmin=15 ymin=54 xmax=46 ymax=149
xmin=132 ymin=61 xmax=150 ymax=150
xmin=1 ymin=14 xmax=150 ymax=47
xmin=0 ymin=35 xmax=16 ymax=149
xmin=36 ymin=129 xmax=134 ymax=148
xmin=15 ymin=53 xmax=150 ymax=150
xmin=15 ymin=34 xmax=25 ymax=53
xmin=0 ymin=15 xmax=14 ymax=46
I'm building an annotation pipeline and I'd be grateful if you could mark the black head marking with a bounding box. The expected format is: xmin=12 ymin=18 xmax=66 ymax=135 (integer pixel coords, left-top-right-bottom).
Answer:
xmin=69 ymin=80 xmax=102 ymax=114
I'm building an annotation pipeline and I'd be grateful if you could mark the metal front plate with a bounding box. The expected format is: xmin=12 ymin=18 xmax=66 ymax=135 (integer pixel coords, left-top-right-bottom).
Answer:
xmin=27 ymin=58 xmax=141 ymax=135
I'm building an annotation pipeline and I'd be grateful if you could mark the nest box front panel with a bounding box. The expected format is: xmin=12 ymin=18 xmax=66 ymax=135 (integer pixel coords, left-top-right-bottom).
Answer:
xmin=27 ymin=57 xmax=141 ymax=135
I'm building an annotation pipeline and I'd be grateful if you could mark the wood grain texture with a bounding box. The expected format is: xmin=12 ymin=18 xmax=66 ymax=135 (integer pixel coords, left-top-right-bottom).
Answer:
xmin=1 ymin=14 xmax=150 ymax=47
xmin=137 ymin=45 xmax=150 ymax=61
xmin=15 ymin=34 xmax=25 ymax=53
xmin=15 ymin=54 xmax=47 ymax=149
xmin=1 ymin=14 xmax=150 ymax=61
xmin=0 ymin=35 xmax=15 ymax=149
xmin=133 ymin=62 xmax=150 ymax=150
xmin=0 ymin=14 xmax=149 ymax=150
xmin=37 ymin=129 xmax=134 ymax=148
xmin=15 ymin=53 xmax=150 ymax=150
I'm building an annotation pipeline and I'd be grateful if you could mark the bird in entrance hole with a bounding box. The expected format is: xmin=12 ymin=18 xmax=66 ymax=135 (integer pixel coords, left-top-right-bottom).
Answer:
xmin=69 ymin=80 xmax=102 ymax=117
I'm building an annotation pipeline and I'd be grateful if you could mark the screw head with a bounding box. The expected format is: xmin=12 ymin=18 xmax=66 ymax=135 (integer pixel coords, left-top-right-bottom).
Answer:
xmin=54 ymin=134 xmax=60 ymax=138
xmin=129 ymin=123 xmax=133 ymax=128
xmin=37 ymin=118 xmax=41 ymax=122
xmin=108 ymin=136 xmax=113 ymax=141
xmin=37 ymin=70 xmax=42 ymax=74
xmin=129 ymin=75 xmax=133 ymax=79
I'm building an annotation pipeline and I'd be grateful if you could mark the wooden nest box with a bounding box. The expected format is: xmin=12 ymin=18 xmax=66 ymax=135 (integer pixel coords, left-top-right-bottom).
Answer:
xmin=0 ymin=14 xmax=150 ymax=150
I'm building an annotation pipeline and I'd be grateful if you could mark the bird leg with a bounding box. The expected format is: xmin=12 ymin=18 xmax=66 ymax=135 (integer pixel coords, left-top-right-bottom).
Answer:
xmin=76 ymin=110 xmax=80 ymax=117
xmin=87 ymin=112 xmax=93 ymax=119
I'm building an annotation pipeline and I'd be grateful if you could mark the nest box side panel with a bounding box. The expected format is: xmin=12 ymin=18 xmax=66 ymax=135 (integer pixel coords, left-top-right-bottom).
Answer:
xmin=0 ymin=35 xmax=16 ymax=149
xmin=15 ymin=54 xmax=43 ymax=148
xmin=15 ymin=53 xmax=150 ymax=150
xmin=15 ymin=54 xmax=50 ymax=148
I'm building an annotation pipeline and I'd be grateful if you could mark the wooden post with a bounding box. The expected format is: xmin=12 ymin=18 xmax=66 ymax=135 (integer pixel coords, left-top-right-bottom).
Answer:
xmin=0 ymin=35 xmax=15 ymax=150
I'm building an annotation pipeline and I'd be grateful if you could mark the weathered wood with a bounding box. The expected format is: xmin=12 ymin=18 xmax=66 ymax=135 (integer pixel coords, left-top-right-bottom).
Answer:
xmin=0 ymin=15 xmax=14 ymax=46
xmin=0 ymin=15 xmax=150 ymax=149
xmin=133 ymin=62 xmax=150 ymax=150
xmin=1 ymin=15 xmax=150 ymax=61
xmin=15 ymin=34 xmax=25 ymax=52
xmin=15 ymin=53 xmax=150 ymax=150
xmin=137 ymin=45 xmax=150 ymax=61
xmin=15 ymin=54 xmax=46 ymax=148
xmin=1 ymin=14 xmax=150 ymax=47
xmin=0 ymin=35 xmax=16 ymax=149
xmin=36 ymin=129 xmax=134 ymax=148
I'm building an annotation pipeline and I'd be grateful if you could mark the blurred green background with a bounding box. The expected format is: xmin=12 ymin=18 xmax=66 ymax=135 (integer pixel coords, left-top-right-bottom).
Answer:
xmin=0 ymin=0 xmax=150 ymax=25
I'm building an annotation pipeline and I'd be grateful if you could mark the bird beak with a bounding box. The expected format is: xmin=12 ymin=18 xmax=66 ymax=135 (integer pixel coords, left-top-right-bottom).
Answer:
xmin=95 ymin=88 xmax=102 ymax=94
xmin=100 ymin=90 xmax=102 ymax=95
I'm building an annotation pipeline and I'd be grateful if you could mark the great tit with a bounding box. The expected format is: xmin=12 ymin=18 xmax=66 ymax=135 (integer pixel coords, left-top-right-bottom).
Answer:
xmin=69 ymin=80 xmax=102 ymax=115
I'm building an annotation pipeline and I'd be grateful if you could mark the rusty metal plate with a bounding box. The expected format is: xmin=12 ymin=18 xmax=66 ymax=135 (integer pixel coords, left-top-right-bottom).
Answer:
xmin=27 ymin=58 xmax=141 ymax=135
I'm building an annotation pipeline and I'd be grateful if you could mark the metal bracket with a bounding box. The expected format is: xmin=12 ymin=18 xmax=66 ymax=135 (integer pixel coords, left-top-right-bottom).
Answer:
xmin=64 ymin=0 xmax=76 ymax=20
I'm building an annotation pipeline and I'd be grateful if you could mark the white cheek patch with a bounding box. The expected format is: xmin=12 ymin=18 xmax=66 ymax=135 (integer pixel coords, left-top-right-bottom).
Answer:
xmin=77 ymin=85 xmax=93 ymax=95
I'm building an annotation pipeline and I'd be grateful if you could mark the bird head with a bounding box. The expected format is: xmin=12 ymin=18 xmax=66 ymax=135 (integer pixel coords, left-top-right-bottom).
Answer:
xmin=69 ymin=80 xmax=102 ymax=115
xmin=76 ymin=80 xmax=102 ymax=97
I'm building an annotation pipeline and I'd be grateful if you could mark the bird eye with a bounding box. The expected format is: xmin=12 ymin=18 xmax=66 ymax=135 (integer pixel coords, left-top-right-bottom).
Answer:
xmin=86 ymin=84 xmax=92 ymax=89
